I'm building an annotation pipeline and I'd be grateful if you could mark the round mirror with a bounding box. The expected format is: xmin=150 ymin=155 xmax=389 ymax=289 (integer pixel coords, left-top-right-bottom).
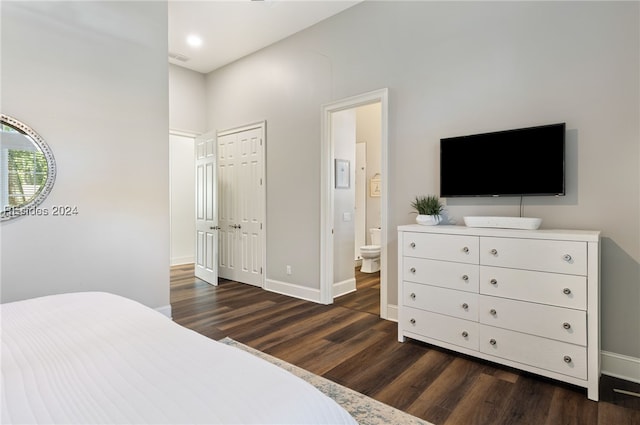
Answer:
xmin=1 ymin=114 xmax=56 ymax=221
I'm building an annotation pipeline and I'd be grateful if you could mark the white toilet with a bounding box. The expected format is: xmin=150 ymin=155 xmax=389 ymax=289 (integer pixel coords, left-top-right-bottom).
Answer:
xmin=360 ymin=228 xmax=381 ymax=273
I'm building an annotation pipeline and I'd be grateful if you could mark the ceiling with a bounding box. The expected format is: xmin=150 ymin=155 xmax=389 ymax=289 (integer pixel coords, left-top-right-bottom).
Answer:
xmin=168 ymin=1 xmax=362 ymax=74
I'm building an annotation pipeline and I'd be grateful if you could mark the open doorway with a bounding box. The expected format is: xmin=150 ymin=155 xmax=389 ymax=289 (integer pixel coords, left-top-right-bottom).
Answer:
xmin=320 ymin=88 xmax=390 ymax=320
xmin=170 ymin=132 xmax=196 ymax=267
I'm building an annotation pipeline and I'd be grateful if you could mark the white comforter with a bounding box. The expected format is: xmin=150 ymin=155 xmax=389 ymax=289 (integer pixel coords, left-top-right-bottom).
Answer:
xmin=1 ymin=292 xmax=357 ymax=424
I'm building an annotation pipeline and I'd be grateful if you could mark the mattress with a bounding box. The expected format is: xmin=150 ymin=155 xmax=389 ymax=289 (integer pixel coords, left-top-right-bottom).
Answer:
xmin=1 ymin=292 xmax=357 ymax=424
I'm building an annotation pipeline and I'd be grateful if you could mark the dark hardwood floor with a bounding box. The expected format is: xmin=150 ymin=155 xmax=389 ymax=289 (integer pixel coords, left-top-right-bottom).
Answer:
xmin=334 ymin=268 xmax=381 ymax=315
xmin=170 ymin=264 xmax=640 ymax=425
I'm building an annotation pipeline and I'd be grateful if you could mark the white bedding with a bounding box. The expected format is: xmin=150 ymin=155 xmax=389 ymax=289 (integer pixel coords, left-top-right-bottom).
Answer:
xmin=1 ymin=292 xmax=357 ymax=424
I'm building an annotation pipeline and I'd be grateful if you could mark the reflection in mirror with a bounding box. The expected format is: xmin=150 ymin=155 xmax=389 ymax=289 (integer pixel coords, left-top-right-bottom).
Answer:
xmin=1 ymin=114 xmax=56 ymax=221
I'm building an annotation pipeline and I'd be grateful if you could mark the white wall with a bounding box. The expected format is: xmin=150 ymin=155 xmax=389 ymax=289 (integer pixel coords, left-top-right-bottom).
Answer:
xmin=206 ymin=47 xmax=332 ymax=289
xmin=170 ymin=134 xmax=195 ymax=265
xmin=204 ymin=1 xmax=639 ymax=362
xmin=169 ymin=64 xmax=207 ymax=134
xmin=0 ymin=1 xmax=170 ymax=310
xmin=168 ymin=64 xmax=206 ymax=269
xmin=332 ymin=109 xmax=356 ymax=286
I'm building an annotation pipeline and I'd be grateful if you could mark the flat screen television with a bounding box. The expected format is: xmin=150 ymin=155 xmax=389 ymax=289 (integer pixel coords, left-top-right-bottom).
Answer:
xmin=440 ymin=123 xmax=566 ymax=197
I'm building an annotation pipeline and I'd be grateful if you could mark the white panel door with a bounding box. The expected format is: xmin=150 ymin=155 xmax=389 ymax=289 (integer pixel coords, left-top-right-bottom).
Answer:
xmin=218 ymin=124 xmax=264 ymax=287
xmin=217 ymin=132 xmax=237 ymax=280
xmin=237 ymin=128 xmax=263 ymax=286
xmin=195 ymin=132 xmax=218 ymax=285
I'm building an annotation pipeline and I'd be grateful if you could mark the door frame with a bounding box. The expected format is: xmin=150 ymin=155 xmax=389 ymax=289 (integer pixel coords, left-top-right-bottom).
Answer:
xmin=217 ymin=121 xmax=267 ymax=288
xmin=320 ymin=88 xmax=390 ymax=319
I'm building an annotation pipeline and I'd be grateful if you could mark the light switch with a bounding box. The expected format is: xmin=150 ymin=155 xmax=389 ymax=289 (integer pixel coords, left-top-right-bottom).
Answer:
xmin=343 ymin=212 xmax=352 ymax=221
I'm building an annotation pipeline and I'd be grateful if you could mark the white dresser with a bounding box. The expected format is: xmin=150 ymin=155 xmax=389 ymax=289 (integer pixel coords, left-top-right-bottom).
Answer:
xmin=397 ymin=224 xmax=600 ymax=400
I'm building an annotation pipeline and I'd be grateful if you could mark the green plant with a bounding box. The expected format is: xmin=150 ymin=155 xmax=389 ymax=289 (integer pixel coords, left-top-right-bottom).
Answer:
xmin=411 ymin=195 xmax=443 ymax=216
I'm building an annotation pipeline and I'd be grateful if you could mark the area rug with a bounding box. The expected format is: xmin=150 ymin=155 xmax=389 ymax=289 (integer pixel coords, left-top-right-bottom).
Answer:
xmin=220 ymin=337 xmax=432 ymax=425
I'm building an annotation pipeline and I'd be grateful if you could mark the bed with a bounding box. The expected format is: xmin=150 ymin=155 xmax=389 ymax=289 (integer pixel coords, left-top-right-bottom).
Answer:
xmin=1 ymin=292 xmax=357 ymax=424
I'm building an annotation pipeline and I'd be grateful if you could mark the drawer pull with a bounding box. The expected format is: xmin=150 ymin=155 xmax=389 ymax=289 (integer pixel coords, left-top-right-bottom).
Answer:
xmin=410 ymin=293 xmax=416 ymax=300
xmin=410 ymin=242 xmax=416 ymax=248
xmin=490 ymin=248 xmax=498 ymax=256
xmin=563 ymin=254 xmax=572 ymax=262
xmin=461 ymin=331 xmax=469 ymax=338
xmin=490 ymin=309 xmax=497 ymax=316
xmin=563 ymin=322 xmax=571 ymax=330
xmin=462 ymin=274 xmax=469 ymax=281
xmin=564 ymin=355 xmax=572 ymax=364
xmin=489 ymin=338 xmax=497 ymax=346
xmin=410 ymin=267 xmax=416 ymax=273
xmin=410 ymin=318 xmax=416 ymax=325
xmin=462 ymin=246 xmax=469 ymax=253
xmin=563 ymin=288 xmax=572 ymax=295
xmin=462 ymin=303 xmax=469 ymax=310
xmin=490 ymin=278 xmax=498 ymax=285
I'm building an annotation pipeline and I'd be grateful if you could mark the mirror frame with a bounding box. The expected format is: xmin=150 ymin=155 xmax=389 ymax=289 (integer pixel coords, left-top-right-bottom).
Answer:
xmin=1 ymin=114 xmax=57 ymax=221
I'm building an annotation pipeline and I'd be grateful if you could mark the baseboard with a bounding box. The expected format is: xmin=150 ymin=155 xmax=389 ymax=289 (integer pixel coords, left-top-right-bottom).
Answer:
xmin=333 ymin=277 xmax=356 ymax=298
xmin=385 ymin=304 xmax=398 ymax=322
xmin=265 ymin=279 xmax=322 ymax=303
xmin=171 ymin=256 xmax=194 ymax=266
xmin=155 ymin=304 xmax=172 ymax=319
xmin=602 ymin=351 xmax=640 ymax=384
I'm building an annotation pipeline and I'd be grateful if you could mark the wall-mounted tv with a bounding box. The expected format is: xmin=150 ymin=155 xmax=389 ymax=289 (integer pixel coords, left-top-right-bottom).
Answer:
xmin=440 ymin=123 xmax=566 ymax=197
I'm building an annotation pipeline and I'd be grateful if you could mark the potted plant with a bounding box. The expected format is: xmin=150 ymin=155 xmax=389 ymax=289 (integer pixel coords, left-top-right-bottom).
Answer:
xmin=411 ymin=195 xmax=443 ymax=225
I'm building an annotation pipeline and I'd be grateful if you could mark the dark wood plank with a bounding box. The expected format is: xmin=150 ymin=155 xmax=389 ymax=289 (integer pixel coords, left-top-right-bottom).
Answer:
xmin=544 ymin=386 xmax=599 ymax=425
xmin=405 ymin=356 xmax=495 ymax=422
xmin=372 ymin=346 xmax=454 ymax=410
xmin=442 ymin=373 xmax=515 ymax=425
xmin=334 ymin=269 xmax=380 ymax=315
xmin=491 ymin=375 xmax=554 ymax=425
xmin=323 ymin=335 xmax=429 ymax=396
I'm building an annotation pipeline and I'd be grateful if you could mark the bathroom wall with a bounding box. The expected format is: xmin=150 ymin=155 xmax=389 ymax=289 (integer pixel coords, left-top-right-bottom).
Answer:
xmin=356 ymin=102 xmax=382 ymax=239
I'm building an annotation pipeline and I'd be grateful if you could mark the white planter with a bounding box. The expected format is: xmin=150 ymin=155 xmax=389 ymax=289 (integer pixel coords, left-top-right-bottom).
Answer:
xmin=416 ymin=214 xmax=442 ymax=226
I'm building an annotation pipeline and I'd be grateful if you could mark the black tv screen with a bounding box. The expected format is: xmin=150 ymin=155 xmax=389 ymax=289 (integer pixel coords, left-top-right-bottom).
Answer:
xmin=440 ymin=123 xmax=566 ymax=197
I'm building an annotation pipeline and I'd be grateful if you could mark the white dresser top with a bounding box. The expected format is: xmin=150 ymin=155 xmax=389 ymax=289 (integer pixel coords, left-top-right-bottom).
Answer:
xmin=397 ymin=224 xmax=600 ymax=242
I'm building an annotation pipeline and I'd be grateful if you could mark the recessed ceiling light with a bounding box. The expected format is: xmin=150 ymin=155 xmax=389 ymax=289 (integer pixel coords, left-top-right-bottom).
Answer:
xmin=186 ymin=34 xmax=203 ymax=48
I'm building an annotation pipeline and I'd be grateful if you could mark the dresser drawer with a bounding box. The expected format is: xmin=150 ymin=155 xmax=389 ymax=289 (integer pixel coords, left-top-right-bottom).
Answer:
xmin=479 ymin=325 xmax=587 ymax=379
xmin=404 ymin=282 xmax=478 ymax=321
xmin=402 ymin=307 xmax=479 ymax=350
xmin=478 ymin=295 xmax=587 ymax=345
xmin=480 ymin=237 xmax=587 ymax=275
xmin=402 ymin=257 xmax=479 ymax=293
xmin=403 ymin=233 xmax=479 ymax=264
xmin=479 ymin=266 xmax=587 ymax=310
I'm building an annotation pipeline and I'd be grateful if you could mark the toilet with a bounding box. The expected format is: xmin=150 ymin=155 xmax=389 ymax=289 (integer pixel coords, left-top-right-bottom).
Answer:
xmin=360 ymin=228 xmax=381 ymax=273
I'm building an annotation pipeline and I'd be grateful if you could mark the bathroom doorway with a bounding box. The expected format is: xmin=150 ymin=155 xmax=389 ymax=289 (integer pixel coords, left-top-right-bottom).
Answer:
xmin=320 ymin=88 xmax=389 ymax=319
xmin=354 ymin=103 xmax=382 ymax=269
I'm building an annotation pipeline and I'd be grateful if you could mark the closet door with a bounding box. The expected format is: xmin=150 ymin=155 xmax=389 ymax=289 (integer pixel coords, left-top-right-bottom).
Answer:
xmin=217 ymin=124 xmax=265 ymax=287
xmin=194 ymin=131 xmax=218 ymax=285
